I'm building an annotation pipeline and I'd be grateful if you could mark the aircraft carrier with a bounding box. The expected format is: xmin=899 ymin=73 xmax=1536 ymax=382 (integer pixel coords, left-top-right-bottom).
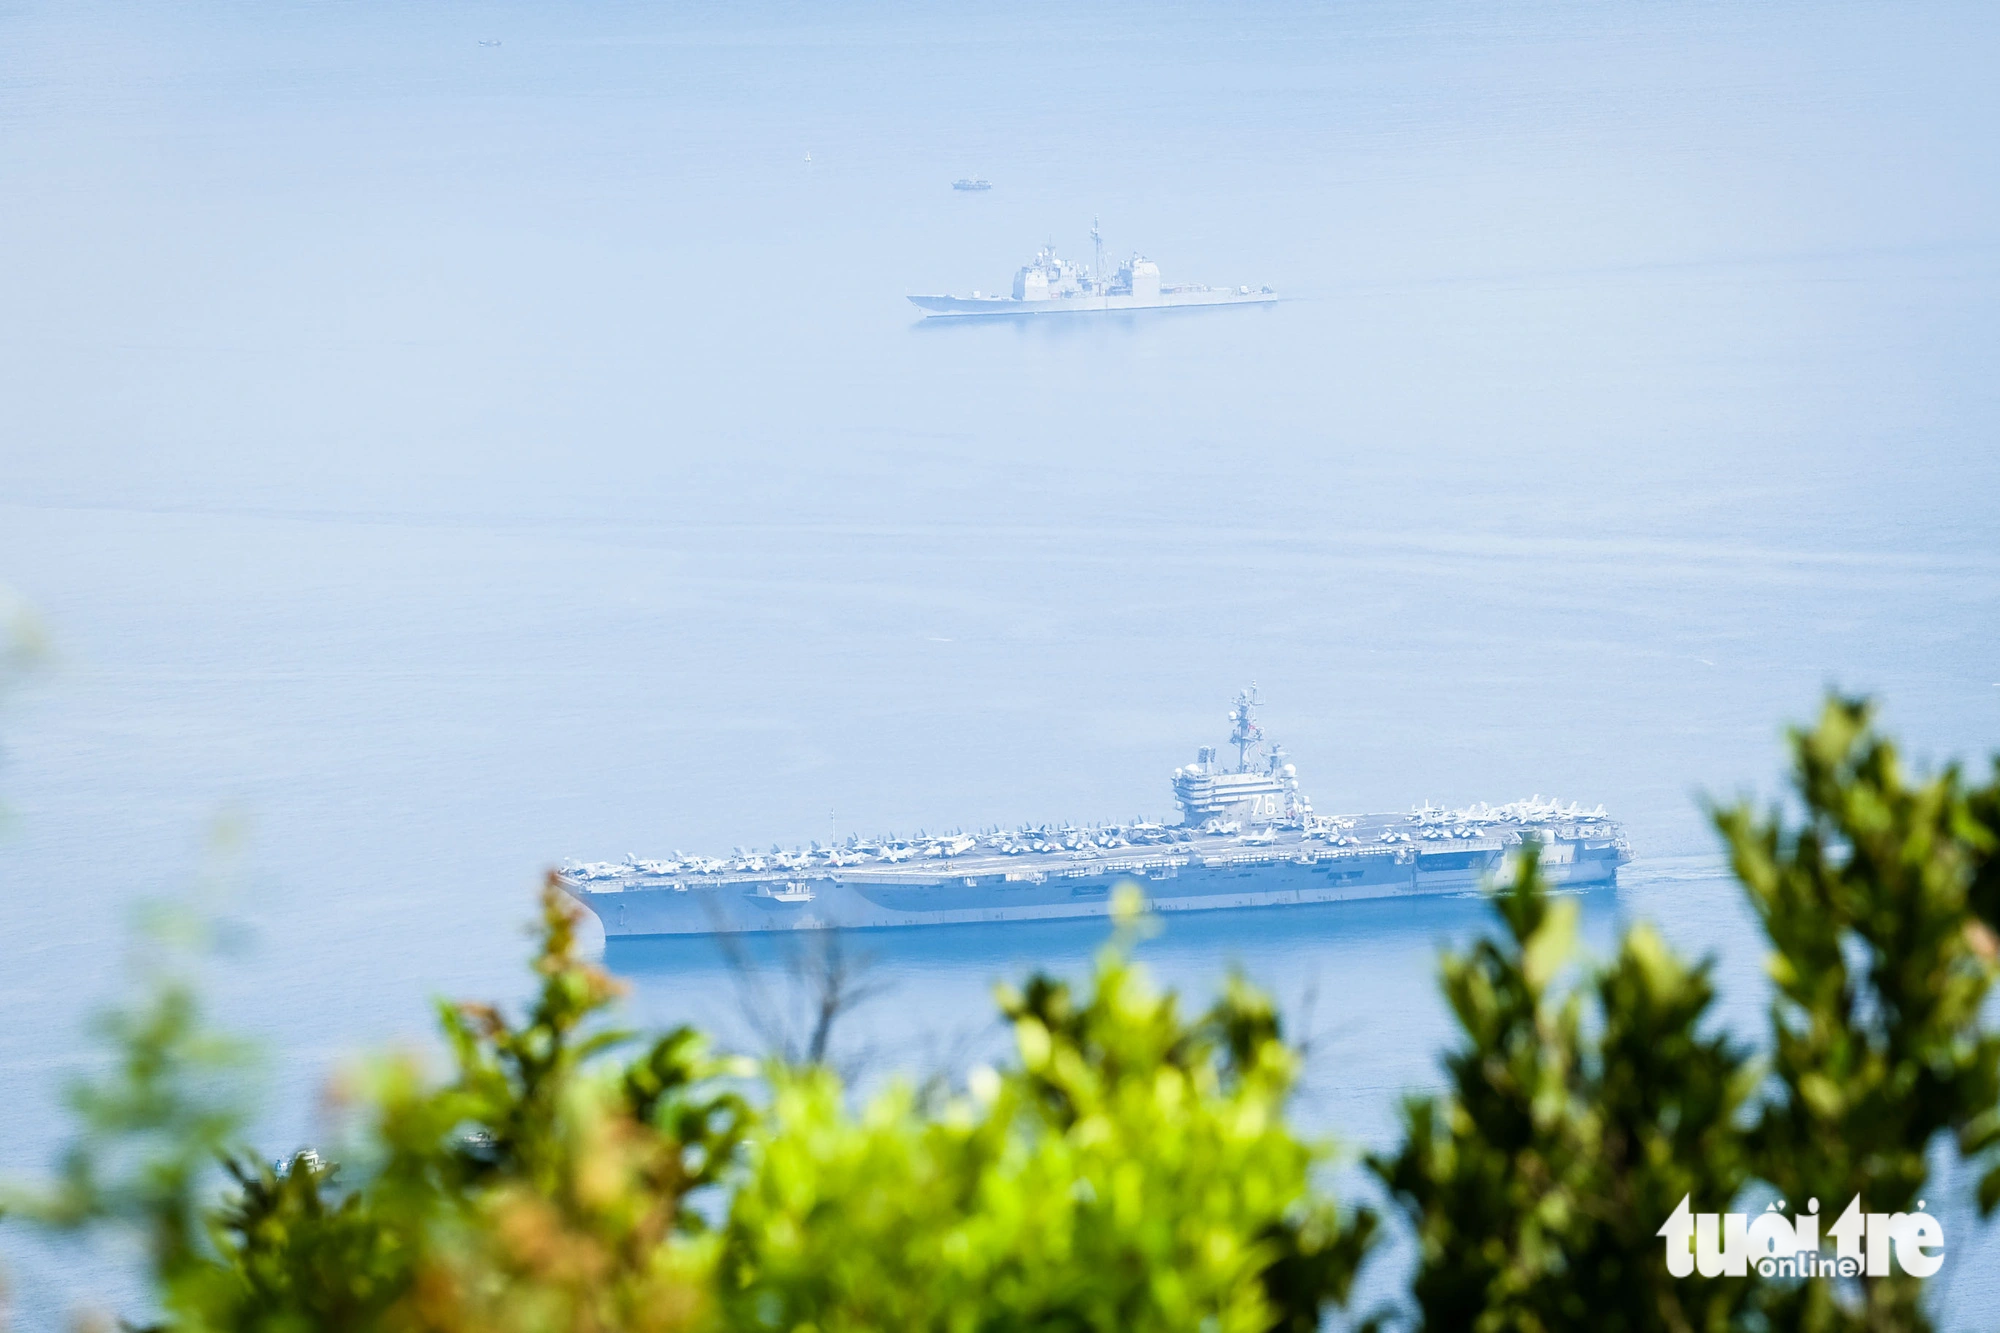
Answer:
xmin=558 ymin=691 xmax=1631 ymax=938
xmin=908 ymin=221 xmax=1274 ymax=317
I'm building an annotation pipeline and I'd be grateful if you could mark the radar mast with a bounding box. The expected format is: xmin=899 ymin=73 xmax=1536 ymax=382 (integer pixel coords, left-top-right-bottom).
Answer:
xmin=1228 ymin=685 xmax=1264 ymax=772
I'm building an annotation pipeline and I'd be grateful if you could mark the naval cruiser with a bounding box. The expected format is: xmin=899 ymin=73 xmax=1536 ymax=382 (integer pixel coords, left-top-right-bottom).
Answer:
xmin=908 ymin=221 xmax=1275 ymax=317
xmin=558 ymin=691 xmax=1631 ymax=938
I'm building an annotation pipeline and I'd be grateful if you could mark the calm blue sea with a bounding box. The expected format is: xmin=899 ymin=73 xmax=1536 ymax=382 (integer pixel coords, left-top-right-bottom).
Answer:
xmin=3 ymin=0 xmax=1998 ymax=1325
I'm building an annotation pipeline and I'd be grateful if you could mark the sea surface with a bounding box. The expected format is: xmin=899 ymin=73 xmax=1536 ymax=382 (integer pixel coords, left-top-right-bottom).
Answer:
xmin=3 ymin=0 xmax=1998 ymax=1325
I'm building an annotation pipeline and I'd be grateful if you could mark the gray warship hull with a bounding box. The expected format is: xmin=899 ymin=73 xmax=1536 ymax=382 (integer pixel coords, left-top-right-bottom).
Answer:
xmin=910 ymin=228 xmax=1274 ymax=318
xmin=561 ymin=692 xmax=1628 ymax=939
xmin=909 ymin=290 xmax=1277 ymax=318
xmin=563 ymin=809 xmax=1629 ymax=939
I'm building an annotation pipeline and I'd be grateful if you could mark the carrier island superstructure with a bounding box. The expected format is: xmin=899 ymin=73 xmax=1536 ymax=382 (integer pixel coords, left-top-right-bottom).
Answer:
xmin=558 ymin=691 xmax=1632 ymax=938
xmin=908 ymin=221 xmax=1275 ymax=317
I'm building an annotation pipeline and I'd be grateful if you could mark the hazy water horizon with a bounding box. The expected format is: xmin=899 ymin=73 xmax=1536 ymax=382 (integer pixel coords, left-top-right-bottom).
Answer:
xmin=5 ymin=0 xmax=1999 ymax=1324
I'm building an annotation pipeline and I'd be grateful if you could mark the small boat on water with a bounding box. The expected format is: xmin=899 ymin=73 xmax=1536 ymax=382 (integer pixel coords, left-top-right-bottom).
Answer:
xmin=952 ymin=178 xmax=992 ymax=191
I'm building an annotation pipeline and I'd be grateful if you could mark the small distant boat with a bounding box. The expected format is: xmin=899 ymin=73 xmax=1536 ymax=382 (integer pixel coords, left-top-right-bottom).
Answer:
xmin=477 ymin=39 xmax=501 ymax=47
xmin=952 ymin=178 xmax=992 ymax=192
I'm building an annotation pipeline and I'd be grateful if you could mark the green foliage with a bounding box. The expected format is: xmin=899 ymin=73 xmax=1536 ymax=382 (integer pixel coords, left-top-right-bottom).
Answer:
xmin=7 ymin=878 xmax=748 ymax=1333
xmin=1374 ymin=697 xmax=2000 ymax=1333
xmin=716 ymin=891 xmax=1374 ymax=1333
xmin=0 ymin=974 xmax=257 ymax=1324
xmin=1369 ymin=846 xmax=1756 ymax=1333
xmin=0 ymin=585 xmax=46 ymax=686
xmin=1715 ymin=696 xmax=2000 ymax=1332
xmin=198 ymin=1151 xmax=408 ymax=1330
xmin=6 ymin=884 xmax=1367 ymax=1333
xmin=0 ymin=584 xmax=48 ymax=829
xmin=7 ymin=695 xmax=2000 ymax=1333
xmin=280 ymin=880 xmax=748 ymax=1333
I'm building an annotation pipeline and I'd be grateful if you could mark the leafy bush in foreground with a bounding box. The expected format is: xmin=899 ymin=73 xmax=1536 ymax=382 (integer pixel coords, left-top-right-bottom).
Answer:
xmin=5 ymin=886 xmax=1370 ymax=1332
xmin=4 ymin=695 xmax=1998 ymax=1332
xmin=1374 ymin=698 xmax=2000 ymax=1333
xmin=718 ymin=936 xmax=1372 ymax=1333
